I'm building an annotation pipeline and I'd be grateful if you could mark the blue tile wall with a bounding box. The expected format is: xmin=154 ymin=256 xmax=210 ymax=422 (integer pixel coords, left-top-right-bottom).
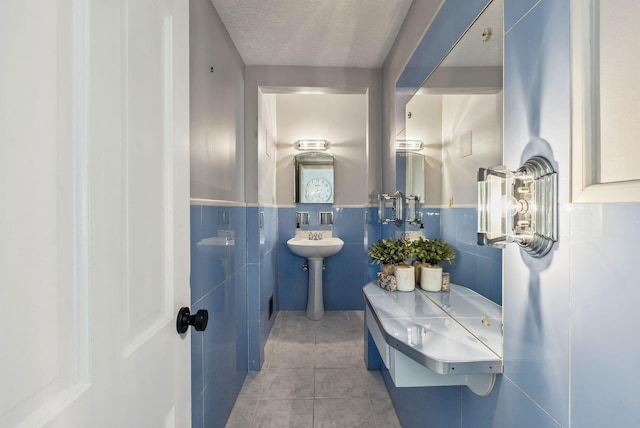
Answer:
xmin=461 ymin=376 xmax=562 ymax=428
xmin=191 ymin=204 xmax=248 ymax=428
xmin=247 ymin=206 xmax=260 ymax=264
xmin=440 ymin=207 xmax=502 ymax=304
xmin=499 ymin=0 xmax=573 ymax=416
xmin=247 ymin=205 xmax=278 ymax=370
xmin=381 ymin=369 xmax=462 ymax=428
xmin=366 ymin=207 xmax=386 ymax=280
xmin=503 ymin=0 xmax=539 ymax=33
xmin=465 ymin=0 xmax=573 ymax=427
xmin=278 ymin=206 xmax=380 ymax=311
xmin=246 ymin=263 xmax=261 ymax=370
xmin=454 ymin=0 xmax=639 ymax=426
xmin=570 ymin=204 xmax=640 ymax=427
xmin=199 ymin=268 xmax=248 ymax=428
xmin=501 ymin=1 xmax=573 ymax=422
xmin=416 ymin=208 xmax=441 ymax=239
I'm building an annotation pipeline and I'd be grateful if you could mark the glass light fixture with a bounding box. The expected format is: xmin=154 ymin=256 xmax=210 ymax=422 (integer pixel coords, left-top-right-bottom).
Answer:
xmin=294 ymin=139 xmax=330 ymax=151
xmin=477 ymin=156 xmax=557 ymax=257
xmin=395 ymin=140 xmax=424 ymax=151
xmin=378 ymin=191 xmax=404 ymax=226
xmin=377 ymin=191 xmax=422 ymax=226
xmin=405 ymin=194 xmax=422 ymax=226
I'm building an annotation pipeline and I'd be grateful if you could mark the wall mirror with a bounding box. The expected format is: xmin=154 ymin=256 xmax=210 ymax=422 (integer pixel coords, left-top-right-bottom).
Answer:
xmin=395 ymin=150 xmax=425 ymax=225
xmin=294 ymin=152 xmax=335 ymax=203
xmin=395 ymin=0 xmax=503 ymax=313
xmin=397 ymin=0 xmax=503 ymax=209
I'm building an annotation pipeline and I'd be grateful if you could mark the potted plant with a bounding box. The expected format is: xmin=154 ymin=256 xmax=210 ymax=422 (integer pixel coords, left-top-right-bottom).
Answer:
xmin=368 ymin=238 xmax=413 ymax=270
xmin=368 ymin=238 xmax=415 ymax=292
xmin=411 ymin=238 xmax=455 ymax=291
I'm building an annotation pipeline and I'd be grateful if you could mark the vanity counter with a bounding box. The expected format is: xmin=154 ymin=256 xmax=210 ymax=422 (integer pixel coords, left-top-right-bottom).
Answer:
xmin=364 ymin=282 xmax=502 ymax=395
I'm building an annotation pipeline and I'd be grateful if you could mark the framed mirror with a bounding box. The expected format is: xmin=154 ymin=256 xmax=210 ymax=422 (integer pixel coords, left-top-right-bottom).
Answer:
xmin=395 ymin=0 xmax=503 ymax=307
xmin=294 ymin=152 xmax=334 ymax=203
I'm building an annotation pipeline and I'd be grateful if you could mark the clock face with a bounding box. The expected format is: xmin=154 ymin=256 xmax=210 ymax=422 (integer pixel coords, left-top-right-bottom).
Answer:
xmin=304 ymin=177 xmax=333 ymax=202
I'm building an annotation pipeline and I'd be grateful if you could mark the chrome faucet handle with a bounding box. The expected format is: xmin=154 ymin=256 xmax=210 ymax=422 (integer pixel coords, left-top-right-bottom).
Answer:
xmin=308 ymin=232 xmax=313 ymax=240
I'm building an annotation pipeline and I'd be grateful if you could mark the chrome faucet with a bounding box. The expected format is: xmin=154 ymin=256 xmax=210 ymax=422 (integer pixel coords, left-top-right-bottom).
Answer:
xmin=226 ymin=231 xmax=233 ymax=241
xmin=308 ymin=232 xmax=323 ymax=240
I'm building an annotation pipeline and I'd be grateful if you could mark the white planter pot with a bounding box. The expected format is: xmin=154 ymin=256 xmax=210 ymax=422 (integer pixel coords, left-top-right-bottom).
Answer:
xmin=420 ymin=265 xmax=443 ymax=292
xmin=394 ymin=265 xmax=415 ymax=292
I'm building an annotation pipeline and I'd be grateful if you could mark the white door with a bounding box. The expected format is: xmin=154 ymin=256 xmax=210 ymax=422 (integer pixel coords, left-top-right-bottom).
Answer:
xmin=0 ymin=0 xmax=191 ymax=427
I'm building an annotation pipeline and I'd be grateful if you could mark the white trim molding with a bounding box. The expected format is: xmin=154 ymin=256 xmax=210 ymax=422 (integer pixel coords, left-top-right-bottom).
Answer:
xmin=189 ymin=198 xmax=247 ymax=207
xmin=571 ymin=0 xmax=640 ymax=203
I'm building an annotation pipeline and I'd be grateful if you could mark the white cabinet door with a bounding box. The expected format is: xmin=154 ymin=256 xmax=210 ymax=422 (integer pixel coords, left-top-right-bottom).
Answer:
xmin=0 ymin=0 xmax=191 ymax=426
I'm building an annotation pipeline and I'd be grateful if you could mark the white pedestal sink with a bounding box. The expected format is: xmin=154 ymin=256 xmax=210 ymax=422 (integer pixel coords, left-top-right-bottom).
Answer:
xmin=287 ymin=237 xmax=344 ymax=320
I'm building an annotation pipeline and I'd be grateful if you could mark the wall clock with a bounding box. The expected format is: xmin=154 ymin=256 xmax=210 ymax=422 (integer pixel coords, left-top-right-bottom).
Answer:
xmin=304 ymin=177 xmax=333 ymax=202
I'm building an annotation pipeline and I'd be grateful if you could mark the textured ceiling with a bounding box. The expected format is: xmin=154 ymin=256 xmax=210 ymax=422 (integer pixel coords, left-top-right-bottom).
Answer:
xmin=210 ymin=0 xmax=414 ymax=68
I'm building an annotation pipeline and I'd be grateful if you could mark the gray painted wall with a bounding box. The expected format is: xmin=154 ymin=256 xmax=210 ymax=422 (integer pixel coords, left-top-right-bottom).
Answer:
xmin=245 ymin=66 xmax=382 ymax=205
xmin=190 ymin=0 xmax=245 ymax=202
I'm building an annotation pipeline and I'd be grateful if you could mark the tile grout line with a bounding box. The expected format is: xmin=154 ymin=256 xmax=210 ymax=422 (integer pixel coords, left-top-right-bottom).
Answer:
xmin=313 ymin=317 xmax=317 ymax=427
xmin=312 ymin=366 xmax=317 ymax=427
xmin=227 ymin=311 xmax=396 ymax=427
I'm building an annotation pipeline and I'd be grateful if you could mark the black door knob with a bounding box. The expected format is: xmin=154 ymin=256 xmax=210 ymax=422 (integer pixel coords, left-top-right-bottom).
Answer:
xmin=176 ymin=307 xmax=208 ymax=334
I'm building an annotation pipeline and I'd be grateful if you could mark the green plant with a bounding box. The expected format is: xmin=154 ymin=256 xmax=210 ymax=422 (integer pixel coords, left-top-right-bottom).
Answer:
xmin=368 ymin=238 xmax=414 ymax=265
xmin=411 ymin=237 xmax=455 ymax=266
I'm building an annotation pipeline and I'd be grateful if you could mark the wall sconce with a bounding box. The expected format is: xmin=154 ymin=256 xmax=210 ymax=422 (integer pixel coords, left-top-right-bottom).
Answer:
xmin=379 ymin=191 xmax=404 ymax=226
xmin=294 ymin=139 xmax=330 ymax=151
xmin=395 ymin=140 xmax=424 ymax=151
xmin=405 ymin=195 xmax=422 ymax=226
xmin=378 ymin=191 xmax=422 ymax=226
xmin=477 ymin=156 xmax=557 ymax=257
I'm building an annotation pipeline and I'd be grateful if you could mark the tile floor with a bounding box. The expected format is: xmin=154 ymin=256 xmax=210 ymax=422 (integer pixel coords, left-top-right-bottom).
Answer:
xmin=225 ymin=310 xmax=401 ymax=428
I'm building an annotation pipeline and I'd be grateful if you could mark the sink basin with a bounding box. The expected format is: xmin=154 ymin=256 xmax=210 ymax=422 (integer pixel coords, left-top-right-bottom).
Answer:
xmin=286 ymin=237 xmax=344 ymax=259
xmin=196 ymin=237 xmax=234 ymax=256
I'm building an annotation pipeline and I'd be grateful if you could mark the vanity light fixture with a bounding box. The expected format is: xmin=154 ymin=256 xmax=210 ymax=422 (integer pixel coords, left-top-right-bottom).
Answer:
xmin=378 ymin=191 xmax=404 ymax=226
xmin=395 ymin=140 xmax=424 ymax=151
xmin=294 ymin=139 xmax=330 ymax=151
xmin=477 ymin=156 xmax=557 ymax=257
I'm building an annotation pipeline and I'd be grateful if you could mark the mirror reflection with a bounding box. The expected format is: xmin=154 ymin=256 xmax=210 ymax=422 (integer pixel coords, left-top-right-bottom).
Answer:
xmin=395 ymin=0 xmax=503 ymax=305
xmin=294 ymin=152 xmax=335 ymax=203
xmin=396 ymin=151 xmax=425 ymax=204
